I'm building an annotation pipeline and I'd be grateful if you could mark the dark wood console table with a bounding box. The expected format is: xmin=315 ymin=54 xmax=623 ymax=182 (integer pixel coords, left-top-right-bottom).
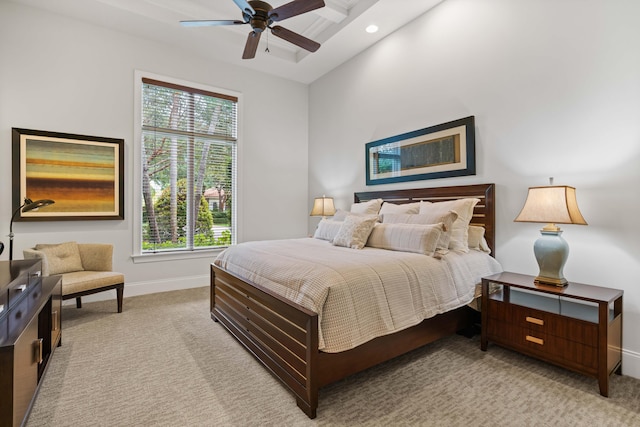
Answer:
xmin=0 ymin=259 xmax=62 ymax=427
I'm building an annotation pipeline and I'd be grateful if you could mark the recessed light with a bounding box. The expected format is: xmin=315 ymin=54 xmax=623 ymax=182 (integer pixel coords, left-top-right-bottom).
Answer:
xmin=365 ymin=24 xmax=379 ymax=34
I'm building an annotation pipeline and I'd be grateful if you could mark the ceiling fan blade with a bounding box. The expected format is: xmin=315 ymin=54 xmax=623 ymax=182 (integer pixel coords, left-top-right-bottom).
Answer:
xmin=271 ymin=25 xmax=320 ymax=52
xmin=233 ymin=0 xmax=255 ymax=16
xmin=180 ymin=19 xmax=247 ymax=27
xmin=268 ymin=0 xmax=325 ymax=22
xmin=242 ymin=31 xmax=262 ymax=59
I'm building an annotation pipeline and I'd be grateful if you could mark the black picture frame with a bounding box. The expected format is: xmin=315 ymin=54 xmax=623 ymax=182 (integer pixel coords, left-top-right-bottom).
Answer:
xmin=365 ymin=116 xmax=476 ymax=185
xmin=12 ymin=128 xmax=125 ymax=221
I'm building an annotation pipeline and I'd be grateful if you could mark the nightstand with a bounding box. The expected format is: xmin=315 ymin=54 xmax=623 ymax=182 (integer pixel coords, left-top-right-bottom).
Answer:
xmin=480 ymin=271 xmax=623 ymax=397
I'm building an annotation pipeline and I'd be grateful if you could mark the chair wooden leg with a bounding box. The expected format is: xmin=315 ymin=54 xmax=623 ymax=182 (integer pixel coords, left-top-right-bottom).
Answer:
xmin=116 ymin=285 xmax=124 ymax=313
xmin=76 ymin=297 xmax=82 ymax=309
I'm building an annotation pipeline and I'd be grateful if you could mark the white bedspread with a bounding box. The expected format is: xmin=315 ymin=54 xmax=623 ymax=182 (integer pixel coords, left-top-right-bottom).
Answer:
xmin=214 ymin=238 xmax=502 ymax=353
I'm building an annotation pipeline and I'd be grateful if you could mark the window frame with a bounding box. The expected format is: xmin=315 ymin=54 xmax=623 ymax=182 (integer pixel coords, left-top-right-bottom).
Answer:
xmin=132 ymin=71 xmax=243 ymax=263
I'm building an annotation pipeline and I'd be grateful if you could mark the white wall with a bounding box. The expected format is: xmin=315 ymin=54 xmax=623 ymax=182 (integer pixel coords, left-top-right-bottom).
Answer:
xmin=0 ymin=2 xmax=310 ymax=295
xmin=309 ymin=0 xmax=640 ymax=377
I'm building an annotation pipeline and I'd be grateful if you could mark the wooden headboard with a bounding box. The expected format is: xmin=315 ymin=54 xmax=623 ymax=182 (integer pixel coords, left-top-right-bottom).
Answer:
xmin=354 ymin=183 xmax=496 ymax=256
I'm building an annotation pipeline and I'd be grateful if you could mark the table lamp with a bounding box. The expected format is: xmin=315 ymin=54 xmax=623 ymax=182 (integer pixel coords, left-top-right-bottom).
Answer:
xmin=514 ymin=179 xmax=587 ymax=286
xmin=310 ymin=195 xmax=336 ymax=218
xmin=9 ymin=198 xmax=55 ymax=260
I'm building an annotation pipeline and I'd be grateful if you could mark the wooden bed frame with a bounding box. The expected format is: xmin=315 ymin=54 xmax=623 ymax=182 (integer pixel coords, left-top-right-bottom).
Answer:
xmin=210 ymin=183 xmax=496 ymax=418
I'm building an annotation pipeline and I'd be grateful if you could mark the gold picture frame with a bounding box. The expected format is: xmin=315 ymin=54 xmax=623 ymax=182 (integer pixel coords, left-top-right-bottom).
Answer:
xmin=12 ymin=128 xmax=124 ymax=221
xmin=365 ymin=116 xmax=475 ymax=185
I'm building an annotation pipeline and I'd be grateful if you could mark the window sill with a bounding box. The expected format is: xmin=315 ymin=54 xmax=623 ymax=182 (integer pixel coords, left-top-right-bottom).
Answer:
xmin=131 ymin=248 xmax=226 ymax=264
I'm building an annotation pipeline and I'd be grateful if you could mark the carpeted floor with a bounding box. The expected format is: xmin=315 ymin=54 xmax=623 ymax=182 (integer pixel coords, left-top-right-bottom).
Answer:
xmin=26 ymin=287 xmax=640 ymax=426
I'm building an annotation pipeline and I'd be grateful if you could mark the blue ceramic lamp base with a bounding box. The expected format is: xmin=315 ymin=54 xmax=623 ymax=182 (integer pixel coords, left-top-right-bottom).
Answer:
xmin=533 ymin=228 xmax=569 ymax=287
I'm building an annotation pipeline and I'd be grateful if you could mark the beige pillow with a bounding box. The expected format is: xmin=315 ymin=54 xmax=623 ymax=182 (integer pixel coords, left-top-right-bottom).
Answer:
xmin=419 ymin=198 xmax=479 ymax=252
xmin=378 ymin=201 xmax=420 ymax=215
xmin=468 ymin=225 xmax=491 ymax=254
xmin=332 ymin=215 xmax=378 ymax=249
xmin=333 ymin=209 xmax=378 ymax=222
xmin=331 ymin=209 xmax=350 ymax=221
xmin=366 ymin=223 xmax=443 ymax=255
xmin=35 ymin=241 xmax=84 ymax=275
xmin=350 ymin=198 xmax=383 ymax=215
xmin=313 ymin=219 xmax=343 ymax=241
xmin=382 ymin=211 xmax=458 ymax=251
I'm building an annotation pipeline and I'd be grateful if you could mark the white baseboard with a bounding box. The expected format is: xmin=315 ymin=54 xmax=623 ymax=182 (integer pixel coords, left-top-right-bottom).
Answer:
xmin=123 ymin=274 xmax=209 ymax=297
xmin=623 ymin=348 xmax=640 ymax=380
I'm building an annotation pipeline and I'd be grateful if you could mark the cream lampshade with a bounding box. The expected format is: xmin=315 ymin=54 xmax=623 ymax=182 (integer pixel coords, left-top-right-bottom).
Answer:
xmin=310 ymin=195 xmax=336 ymax=218
xmin=514 ymin=182 xmax=587 ymax=286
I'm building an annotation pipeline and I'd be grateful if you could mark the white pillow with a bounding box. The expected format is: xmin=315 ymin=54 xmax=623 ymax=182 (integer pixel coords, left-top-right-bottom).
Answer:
xmin=419 ymin=198 xmax=479 ymax=252
xmin=382 ymin=211 xmax=458 ymax=251
xmin=332 ymin=215 xmax=378 ymax=249
xmin=330 ymin=209 xmax=347 ymax=221
xmin=350 ymin=198 xmax=383 ymax=215
xmin=468 ymin=225 xmax=491 ymax=254
xmin=366 ymin=223 xmax=443 ymax=256
xmin=313 ymin=219 xmax=343 ymax=241
xmin=332 ymin=209 xmax=377 ymax=222
xmin=378 ymin=201 xmax=420 ymax=215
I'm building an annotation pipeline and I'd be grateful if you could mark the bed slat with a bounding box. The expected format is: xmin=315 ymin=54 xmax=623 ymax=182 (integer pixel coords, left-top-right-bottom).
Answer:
xmin=214 ymin=288 xmax=308 ymax=380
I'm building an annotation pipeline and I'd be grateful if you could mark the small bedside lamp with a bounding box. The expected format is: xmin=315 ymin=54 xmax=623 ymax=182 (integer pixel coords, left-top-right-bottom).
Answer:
xmin=514 ymin=179 xmax=587 ymax=286
xmin=310 ymin=195 xmax=336 ymax=218
xmin=9 ymin=198 xmax=55 ymax=260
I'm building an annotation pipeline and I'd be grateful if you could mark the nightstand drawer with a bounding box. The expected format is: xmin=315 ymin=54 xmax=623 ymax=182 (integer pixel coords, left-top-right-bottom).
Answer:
xmin=487 ymin=300 xmax=598 ymax=346
xmin=514 ymin=327 xmax=598 ymax=372
xmin=486 ymin=322 xmax=598 ymax=372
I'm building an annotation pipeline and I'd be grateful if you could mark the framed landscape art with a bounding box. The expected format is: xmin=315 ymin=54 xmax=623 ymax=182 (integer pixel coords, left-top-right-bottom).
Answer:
xmin=365 ymin=116 xmax=476 ymax=185
xmin=12 ymin=128 xmax=124 ymax=221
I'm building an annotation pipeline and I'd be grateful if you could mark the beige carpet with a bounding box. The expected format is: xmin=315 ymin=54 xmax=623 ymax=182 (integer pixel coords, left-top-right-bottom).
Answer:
xmin=26 ymin=287 xmax=640 ymax=426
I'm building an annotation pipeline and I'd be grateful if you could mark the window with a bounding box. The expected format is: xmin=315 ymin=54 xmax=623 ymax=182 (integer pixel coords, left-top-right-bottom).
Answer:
xmin=140 ymin=77 xmax=237 ymax=253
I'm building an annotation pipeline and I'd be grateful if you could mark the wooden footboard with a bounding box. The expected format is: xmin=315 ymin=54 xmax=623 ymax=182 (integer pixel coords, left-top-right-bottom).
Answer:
xmin=211 ymin=265 xmax=320 ymax=418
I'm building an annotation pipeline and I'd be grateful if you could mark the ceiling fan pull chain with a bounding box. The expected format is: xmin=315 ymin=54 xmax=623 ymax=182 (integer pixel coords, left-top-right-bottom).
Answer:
xmin=265 ymin=31 xmax=270 ymax=53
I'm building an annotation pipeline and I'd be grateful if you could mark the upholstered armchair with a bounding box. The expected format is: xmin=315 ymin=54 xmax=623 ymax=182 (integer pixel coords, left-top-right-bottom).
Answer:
xmin=24 ymin=242 xmax=124 ymax=313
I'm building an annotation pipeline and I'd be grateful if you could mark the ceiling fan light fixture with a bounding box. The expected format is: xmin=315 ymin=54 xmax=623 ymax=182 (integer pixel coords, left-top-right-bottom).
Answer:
xmin=181 ymin=0 xmax=326 ymax=59
xmin=365 ymin=24 xmax=379 ymax=34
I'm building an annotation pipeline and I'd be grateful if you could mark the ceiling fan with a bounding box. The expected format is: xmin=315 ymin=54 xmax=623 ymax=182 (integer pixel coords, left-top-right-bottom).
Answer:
xmin=180 ymin=0 xmax=326 ymax=59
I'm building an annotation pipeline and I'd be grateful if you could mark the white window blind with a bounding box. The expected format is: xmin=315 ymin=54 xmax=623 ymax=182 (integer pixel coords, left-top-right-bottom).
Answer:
xmin=141 ymin=77 xmax=237 ymax=252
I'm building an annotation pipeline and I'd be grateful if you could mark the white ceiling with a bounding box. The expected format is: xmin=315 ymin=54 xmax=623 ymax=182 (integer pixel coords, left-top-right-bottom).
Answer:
xmin=10 ymin=0 xmax=444 ymax=84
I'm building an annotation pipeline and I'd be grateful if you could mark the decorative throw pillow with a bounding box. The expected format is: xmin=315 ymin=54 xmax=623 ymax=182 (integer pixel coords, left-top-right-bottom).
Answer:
xmin=313 ymin=219 xmax=343 ymax=241
xmin=378 ymin=201 xmax=420 ymax=215
xmin=35 ymin=241 xmax=84 ymax=275
xmin=333 ymin=209 xmax=380 ymax=223
xmin=350 ymin=198 xmax=383 ymax=215
xmin=366 ymin=223 xmax=443 ymax=255
xmin=382 ymin=211 xmax=458 ymax=251
xmin=419 ymin=198 xmax=479 ymax=252
xmin=468 ymin=225 xmax=491 ymax=254
xmin=332 ymin=215 xmax=378 ymax=249
xmin=331 ymin=209 xmax=350 ymax=221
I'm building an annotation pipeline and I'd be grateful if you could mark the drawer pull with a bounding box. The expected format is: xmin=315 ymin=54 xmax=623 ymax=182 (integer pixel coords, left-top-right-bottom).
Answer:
xmin=526 ymin=316 xmax=544 ymax=326
xmin=526 ymin=335 xmax=544 ymax=345
xmin=53 ymin=311 xmax=59 ymax=331
xmin=34 ymin=338 xmax=44 ymax=364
